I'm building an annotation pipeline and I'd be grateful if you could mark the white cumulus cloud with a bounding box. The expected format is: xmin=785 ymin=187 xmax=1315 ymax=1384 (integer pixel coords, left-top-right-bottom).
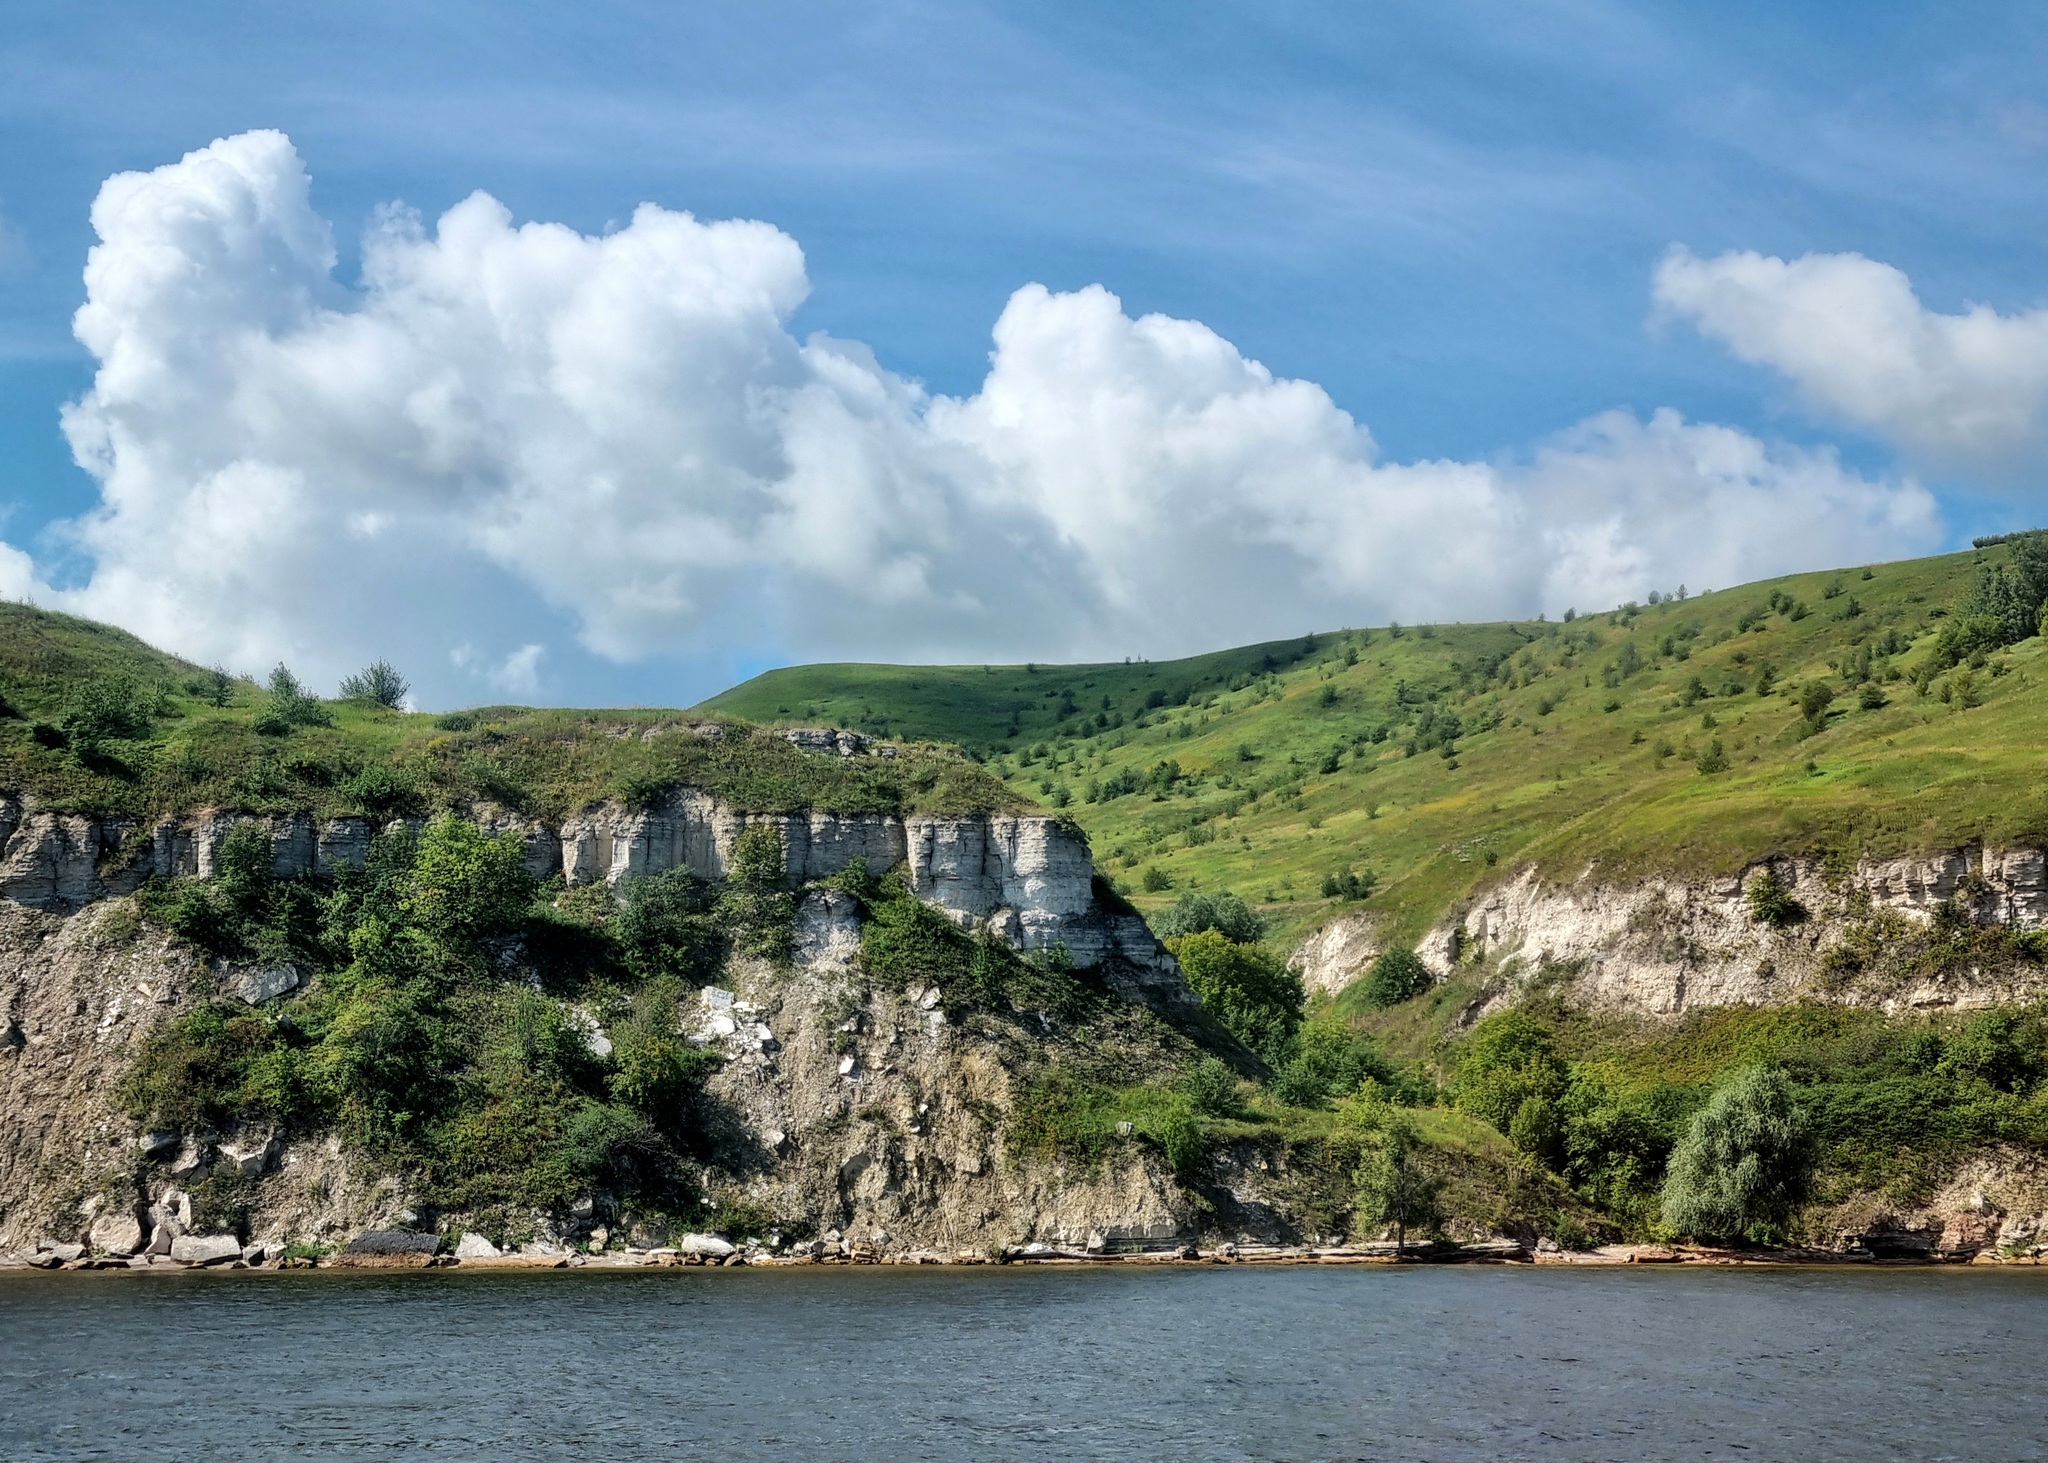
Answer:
xmin=6 ymin=132 xmax=1943 ymax=704
xmin=1655 ymin=245 xmax=2048 ymax=477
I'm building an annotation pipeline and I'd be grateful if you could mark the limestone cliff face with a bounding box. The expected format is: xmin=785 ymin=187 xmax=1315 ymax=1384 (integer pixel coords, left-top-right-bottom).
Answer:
xmin=0 ymin=791 xmax=1179 ymax=1002
xmin=1374 ymin=844 xmax=2048 ymax=1019
xmin=0 ymin=787 xmax=1203 ymax=1255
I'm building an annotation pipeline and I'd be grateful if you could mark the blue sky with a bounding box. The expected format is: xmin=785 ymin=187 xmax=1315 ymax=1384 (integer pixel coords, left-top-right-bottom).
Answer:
xmin=3 ymin=2 xmax=2046 ymax=706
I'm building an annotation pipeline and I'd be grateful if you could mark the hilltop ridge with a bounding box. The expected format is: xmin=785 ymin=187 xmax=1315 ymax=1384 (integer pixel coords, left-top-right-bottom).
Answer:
xmin=705 ymin=544 xmax=2048 ymax=948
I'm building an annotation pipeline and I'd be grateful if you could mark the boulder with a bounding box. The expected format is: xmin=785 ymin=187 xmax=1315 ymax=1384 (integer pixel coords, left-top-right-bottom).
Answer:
xmin=170 ymin=1234 xmax=244 ymax=1266
xmin=167 ymin=1142 xmax=211 ymax=1183
xmin=340 ymin=1229 xmax=444 ymax=1263
xmin=225 ymin=963 xmax=304 ymax=1006
xmin=217 ymin=1133 xmax=279 ymax=1179
xmin=144 ymin=1222 xmax=180 ymax=1257
xmin=454 ymin=1232 xmax=501 ymax=1259
xmin=137 ymin=1130 xmax=180 ymax=1160
xmin=36 ymin=1241 xmax=86 ymax=1264
xmin=89 ymin=1213 xmax=145 ymax=1257
xmin=676 ymin=1233 xmax=735 ymax=1258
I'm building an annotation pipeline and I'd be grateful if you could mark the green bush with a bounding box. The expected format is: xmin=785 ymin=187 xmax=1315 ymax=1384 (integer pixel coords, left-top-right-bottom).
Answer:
xmin=1745 ymin=866 xmax=1807 ymax=927
xmin=1154 ymin=889 xmax=1265 ymax=944
xmin=1169 ymin=929 xmax=1303 ymax=1068
xmin=1453 ymin=1010 xmax=1568 ymax=1134
xmin=1359 ymin=947 xmax=1431 ymax=1009
xmin=60 ymin=673 xmax=155 ymax=755
xmin=255 ymin=664 xmax=333 ymax=734
xmin=1270 ymin=1018 xmax=1399 ymax=1108
xmin=1179 ymin=1056 xmax=1242 ymax=1117
xmin=401 ymin=814 xmax=536 ymax=948
xmin=339 ymin=660 xmax=409 ymax=709
xmin=1659 ymin=1067 xmax=1811 ymax=1243
xmin=614 ymin=869 xmax=723 ymax=982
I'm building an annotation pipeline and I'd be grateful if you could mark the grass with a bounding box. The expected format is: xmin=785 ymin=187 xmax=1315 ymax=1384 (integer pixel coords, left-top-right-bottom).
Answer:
xmin=700 ymin=546 xmax=2048 ymax=950
xmin=0 ymin=602 xmax=1020 ymax=821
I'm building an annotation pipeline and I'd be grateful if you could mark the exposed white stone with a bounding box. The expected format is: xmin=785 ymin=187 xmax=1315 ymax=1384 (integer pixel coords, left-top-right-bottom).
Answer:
xmin=454 ymin=1232 xmax=501 ymax=1259
xmin=217 ymin=1133 xmax=279 ymax=1178
xmin=793 ymin=888 xmax=863 ymax=970
xmin=224 ymin=963 xmax=303 ymax=1006
xmin=89 ymin=1213 xmax=144 ymax=1257
xmin=170 ymin=1233 xmax=244 ymax=1266
xmin=677 ymin=1232 xmax=735 ymax=1258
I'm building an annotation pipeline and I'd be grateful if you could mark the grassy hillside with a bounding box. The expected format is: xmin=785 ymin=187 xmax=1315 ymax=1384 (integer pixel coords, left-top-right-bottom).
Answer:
xmin=0 ymin=604 xmax=1018 ymax=822
xmin=704 ymin=545 xmax=2048 ymax=948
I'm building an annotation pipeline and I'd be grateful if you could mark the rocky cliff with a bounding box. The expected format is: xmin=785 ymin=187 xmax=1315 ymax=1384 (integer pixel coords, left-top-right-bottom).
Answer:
xmin=0 ymin=791 xmax=1176 ymax=997
xmin=0 ymin=788 xmax=1213 ymax=1259
xmin=1290 ymin=843 xmax=2048 ymax=1019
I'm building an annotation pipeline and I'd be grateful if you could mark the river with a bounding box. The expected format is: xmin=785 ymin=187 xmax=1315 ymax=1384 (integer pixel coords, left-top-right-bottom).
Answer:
xmin=4 ymin=1264 xmax=2045 ymax=1460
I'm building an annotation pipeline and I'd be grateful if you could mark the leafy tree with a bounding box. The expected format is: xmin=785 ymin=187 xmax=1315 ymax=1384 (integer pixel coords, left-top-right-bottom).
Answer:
xmin=1169 ymin=929 xmax=1304 ymax=1068
xmin=254 ymin=663 xmax=333 ymax=733
xmin=339 ymin=659 xmax=410 ymax=708
xmin=1155 ymin=889 xmax=1265 ymax=944
xmin=1452 ymin=1010 xmax=1567 ymax=1134
xmin=1351 ymin=1107 xmax=1441 ymax=1249
xmin=61 ymin=673 xmax=155 ymax=755
xmin=1359 ymin=947 xmax=1431 ymax=1009
xmin=401 ymin=814 xmax=537 ymax=949
xmin=1659 ymin=1067 xmax=1811 ymax=1242
xmin=1271 ymin=1017 xmax=1400 ymax=1107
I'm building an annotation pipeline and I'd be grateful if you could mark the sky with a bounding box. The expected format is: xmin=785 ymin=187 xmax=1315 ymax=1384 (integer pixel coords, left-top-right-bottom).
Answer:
xmin=3 ymin=1 xmax=2048 ymax=708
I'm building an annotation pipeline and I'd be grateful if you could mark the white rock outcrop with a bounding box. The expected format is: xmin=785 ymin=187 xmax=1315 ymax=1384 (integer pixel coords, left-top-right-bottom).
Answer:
xmin=1382 ymin=844 xmax=2048 ymax=1019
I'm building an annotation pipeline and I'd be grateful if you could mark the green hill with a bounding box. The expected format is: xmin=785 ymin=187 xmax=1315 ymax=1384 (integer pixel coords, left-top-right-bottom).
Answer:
xmin=705 ymin=544 xmax=2048 ymax=949
xmin=0 ymin=602 xmax=1016 ymax=824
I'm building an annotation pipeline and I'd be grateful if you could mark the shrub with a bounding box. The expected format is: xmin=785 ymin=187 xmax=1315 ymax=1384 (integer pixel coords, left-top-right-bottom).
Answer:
xmin=61 ymin=673 xmax=156 ymax=755
xmin=1359 ymin=947 xmax=1430 ymax=1009
xmin=1169 ymin=929 xmax=1304 ymax=1068
xmin=1453 ymin=1010 xmax=1567 ymax=1134
xmin=1321 ymin=868 xmax=1376 ymax=900
xmin=614 ymin=869 xmax=722 ymax=982
xmin=339 ymin=660 xmax=409 ymax=709
xmin=255 ymin=664 xmax=333 ymax=734
xmin=1141 ymin=865 xmax=1171 ymax=893
xmin=401 ymin=815 xmax=537 ymax=947
xmin=1155 ymin=890 xmax=1265 ymax=944
xmin=1179 ymin=1056 xmax=1242 ymax=1117
xmin=1270 ymin=1018 xmax=1398 ymax=1107
xmin=1745 ymin=866 xmax=1807 ymax=928
xmin=1660 ymin=1067 xmax=1811 ymax=1243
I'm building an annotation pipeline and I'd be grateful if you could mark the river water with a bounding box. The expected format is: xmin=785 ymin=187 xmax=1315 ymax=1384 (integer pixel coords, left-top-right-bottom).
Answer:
xmin=3 ymin=1264 xmax=2045 ymax=1460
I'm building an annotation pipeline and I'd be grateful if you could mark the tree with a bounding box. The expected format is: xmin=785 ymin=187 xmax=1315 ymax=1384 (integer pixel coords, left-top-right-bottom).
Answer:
xmin=1659 ymin=1067 xmax=1811 ymax=1243
xmin=1169 ymin=929 xmax=1304 ymax=1068
xmin=340 ymin=660 xmax=410 ymax=709
xmin=1155 ymin=889 xmax=1265 ymax=944
xmin=1360 ymin=947 xmax=1431 ymax=1009
xmin=1745 ymin=866 xmax=1807 ymax=927
xmin=1352 ymin=1108 xmax=1440 ymax=1250
xmin=401 ymin=814 xmax=537 ymax=948
xmin=1452 ymin=1010 xmax=1567 ymax=1134
xmin=60 ymin=673 xmax=154 ymax=755
xmin=255 ymin=663 xmax=333 ymax=733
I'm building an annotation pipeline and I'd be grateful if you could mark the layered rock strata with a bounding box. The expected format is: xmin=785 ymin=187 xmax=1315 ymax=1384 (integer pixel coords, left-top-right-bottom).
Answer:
xmin=1389 ymin=845 xmax=2048 ymax=1017
xmin=0 ymin=792 xmax=1176 ymax=994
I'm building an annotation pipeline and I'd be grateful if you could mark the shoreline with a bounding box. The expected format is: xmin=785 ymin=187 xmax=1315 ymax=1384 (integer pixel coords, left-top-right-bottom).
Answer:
xmin=8 ymin=1238 xmax=2047 ymax=1275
